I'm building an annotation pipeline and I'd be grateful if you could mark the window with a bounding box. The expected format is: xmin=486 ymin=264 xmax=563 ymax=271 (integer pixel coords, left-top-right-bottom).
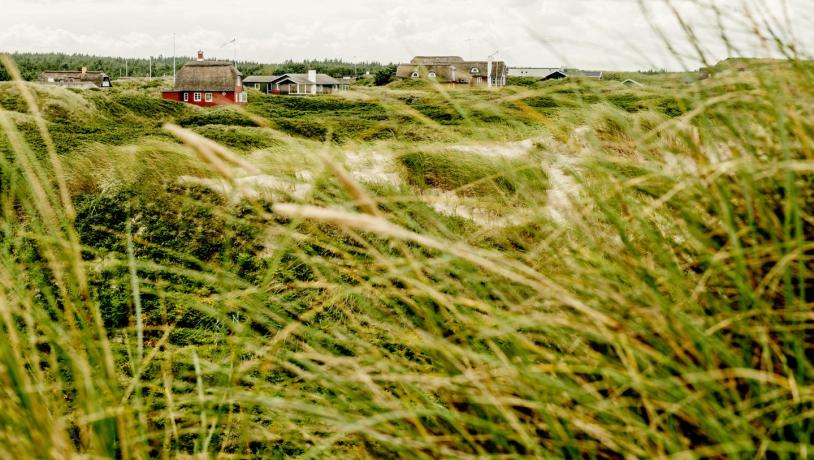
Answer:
xmin=428 ymin=72 xmax=436 ymax=78
xmin=411 ymin=72 xmax=419 ymax=79
xmin=183 ymin=92 xmax=189 ymax=102
xmin=470 ymin=67 xmax=480 ymax=74
xmin=239 ymin=92 xmax=248 ymax=103
xmin=193 ymin=92 xmax=202 ymax=102
xmin=205 ymin=92 xmax=213 ymax=102
xmin=254 ymin=83 xmax=260 ymax=89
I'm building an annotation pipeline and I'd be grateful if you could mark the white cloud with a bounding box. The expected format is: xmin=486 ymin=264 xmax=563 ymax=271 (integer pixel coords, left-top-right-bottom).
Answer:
xmin=0 ymin=0 xmax=811 ymax=69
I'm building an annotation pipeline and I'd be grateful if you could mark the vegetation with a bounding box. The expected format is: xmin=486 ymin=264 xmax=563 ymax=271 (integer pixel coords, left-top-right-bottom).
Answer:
xmin=1 ymin=12 xmax=813 ymax=459
xmin=0 ymin=53 xmax=389 ymax=82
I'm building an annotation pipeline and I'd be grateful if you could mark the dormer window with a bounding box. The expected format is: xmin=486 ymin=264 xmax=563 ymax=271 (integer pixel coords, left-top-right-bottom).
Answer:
xmin=470 ymin=67 xmax=480 ymax=74
xmin=411 ymin=72 xmax=419 ymax=79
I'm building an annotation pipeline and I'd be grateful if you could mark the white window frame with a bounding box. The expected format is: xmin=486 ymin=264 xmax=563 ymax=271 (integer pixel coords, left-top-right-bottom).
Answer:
xmin=183 ymin=92 xmax=189 ymax=102
xmin=428 ymin=72 xmax=436 ymax=78
xmin=193 ymin=92 xmax=202 ymax=102
xmin=239 ymin=92 xmax=248 ymax=103
xmin=254 ymin=83 xmax=260 ymax=89
xmin=470 ymin=67 xmax=480 ymax=74
xmin=411 ymin=72 xmax=419 ymax=79
xmin=205 ymin=92 xmax=213 ymax=102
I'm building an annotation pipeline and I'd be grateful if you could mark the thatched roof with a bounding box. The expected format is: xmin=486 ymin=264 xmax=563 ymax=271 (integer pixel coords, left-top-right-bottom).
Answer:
xmin=396 ymin=64 xmax=455 ymax=80
xmin=410 ymin=56 xmax=464 ymax=65
xmin=396 ymin=61 xmax=508 ymax=81
xmin=39 ymin=70 xmax=109 ymax=86
xmin=174 ymin=61 xmax=242 ymax=92
xmin=463 ymin=61 xmax=507 ymax=76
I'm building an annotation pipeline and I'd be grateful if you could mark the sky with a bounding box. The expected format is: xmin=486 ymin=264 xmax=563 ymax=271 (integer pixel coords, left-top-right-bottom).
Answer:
xmin=0 ymin=0 xmax=811 ymax=70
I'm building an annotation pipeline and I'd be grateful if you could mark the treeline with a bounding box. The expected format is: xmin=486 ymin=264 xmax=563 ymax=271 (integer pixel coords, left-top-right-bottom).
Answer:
xmin=252 ymin=59 xmax=388 ymax=78
xmin=0 ymin=53 xmax=390 ymax=81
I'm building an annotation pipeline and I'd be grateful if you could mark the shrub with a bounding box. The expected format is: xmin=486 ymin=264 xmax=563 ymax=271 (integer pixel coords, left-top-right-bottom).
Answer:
xmin=177 ymin=108 xmax=259 ymax=127
xmin=398 ymin=149 xmax=546 ymax=197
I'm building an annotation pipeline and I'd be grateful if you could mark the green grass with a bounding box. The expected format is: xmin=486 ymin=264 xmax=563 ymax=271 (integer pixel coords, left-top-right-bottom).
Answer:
xmin=398 ymin=148 xmax=547 ymax=198
xmin=0 ymin=23 xmax=813 ymax=458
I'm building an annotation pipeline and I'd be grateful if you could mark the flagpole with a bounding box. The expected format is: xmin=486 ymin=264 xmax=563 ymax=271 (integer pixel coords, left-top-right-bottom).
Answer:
xmin=173 ymin=33 xmax=177 ymax=85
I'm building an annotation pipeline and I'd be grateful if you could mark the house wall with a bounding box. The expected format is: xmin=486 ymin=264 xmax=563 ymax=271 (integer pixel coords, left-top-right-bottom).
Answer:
xmin=273 ymin=83 xmax=313 ymax=95
xmin=266 ymin=81 xmax=346 ymax=96
xmin=248 ymin=82 xmax=272 ymax=93
xmin=162 ymin=90 xmax=244 ymax=107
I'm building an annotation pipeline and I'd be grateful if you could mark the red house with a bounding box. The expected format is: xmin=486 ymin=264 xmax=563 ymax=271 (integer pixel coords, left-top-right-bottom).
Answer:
xmin=162 ymin=51 xmax=247 ymax=107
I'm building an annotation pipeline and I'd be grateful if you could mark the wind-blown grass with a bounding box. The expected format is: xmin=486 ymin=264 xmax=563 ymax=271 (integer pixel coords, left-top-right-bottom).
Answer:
xmin=0 ymin=9 xmax=813 ymax=459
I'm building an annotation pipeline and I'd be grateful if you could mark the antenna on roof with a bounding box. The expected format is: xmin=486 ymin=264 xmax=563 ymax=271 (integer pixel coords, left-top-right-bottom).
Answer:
xmin=221 ymin=38 xmax=237 ymax=68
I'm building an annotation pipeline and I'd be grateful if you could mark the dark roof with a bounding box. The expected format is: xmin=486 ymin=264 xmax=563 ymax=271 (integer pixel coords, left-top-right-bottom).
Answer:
xmin=508 ymin=68 xmax=604 ymax=80
xmin=508 ymin=67 xmax=562 ymax=77
xmin=244 ymin=75 xmax=280 ymax=83
xmin=270 ymin=73 xmax=341 ymax=85
xmin=541 ymin=70 xmax=568 ymax=80
xmin=174 ymin=60 xmax=242 ymax=92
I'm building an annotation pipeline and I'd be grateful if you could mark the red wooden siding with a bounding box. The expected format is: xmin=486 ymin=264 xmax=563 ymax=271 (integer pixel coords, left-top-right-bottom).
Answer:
xmin=161 ymin=88 xmax=245 ymax=107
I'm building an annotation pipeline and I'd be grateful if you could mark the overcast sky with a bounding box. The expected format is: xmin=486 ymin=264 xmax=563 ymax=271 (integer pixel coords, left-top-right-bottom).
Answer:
xmin=0 ymin=0 xmax=811 ymax=70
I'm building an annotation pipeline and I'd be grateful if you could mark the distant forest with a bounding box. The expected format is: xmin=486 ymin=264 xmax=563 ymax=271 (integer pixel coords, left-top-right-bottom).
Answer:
xmin=0 ymin=52 xmax=391 ymax=81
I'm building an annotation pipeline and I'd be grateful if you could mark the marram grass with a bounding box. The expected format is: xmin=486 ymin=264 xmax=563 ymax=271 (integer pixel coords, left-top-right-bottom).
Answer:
xmin=1 ymin=20 xmax=814 ymax=460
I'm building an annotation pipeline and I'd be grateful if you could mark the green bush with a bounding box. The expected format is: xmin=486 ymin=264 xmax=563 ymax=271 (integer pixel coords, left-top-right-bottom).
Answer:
xmin=191 ymin=126 xmax=282 ymax=151
xmin=273 ymin=118 xmax=328 ymax=140
xmin=398 ymin=149 xmax=546 ymax=196
xmin=177 ymin=108 xmax=259 ymax=127
xmin=110 ymin=94 xmax=189 ymax=118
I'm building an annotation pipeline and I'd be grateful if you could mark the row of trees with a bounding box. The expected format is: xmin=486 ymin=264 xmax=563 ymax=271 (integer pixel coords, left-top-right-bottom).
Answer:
xmin=0 ymin=53 xmax=393 ymax=82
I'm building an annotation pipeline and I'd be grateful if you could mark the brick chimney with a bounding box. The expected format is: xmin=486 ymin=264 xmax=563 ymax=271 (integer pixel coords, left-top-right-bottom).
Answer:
xmin=197 ymin=51 xmax=205 ymax=62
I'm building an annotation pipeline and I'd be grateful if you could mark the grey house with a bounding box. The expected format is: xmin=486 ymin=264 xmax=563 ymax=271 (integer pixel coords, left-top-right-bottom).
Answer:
xmin=244 ymin=75 xmax=280 ymax=93
xmin=246 ymin=70 xmax=349 ymax=95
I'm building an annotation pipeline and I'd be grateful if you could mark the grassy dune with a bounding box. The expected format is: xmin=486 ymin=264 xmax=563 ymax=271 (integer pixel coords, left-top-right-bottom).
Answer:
xmin=0 ymin=35 xmax=813 ymax=459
